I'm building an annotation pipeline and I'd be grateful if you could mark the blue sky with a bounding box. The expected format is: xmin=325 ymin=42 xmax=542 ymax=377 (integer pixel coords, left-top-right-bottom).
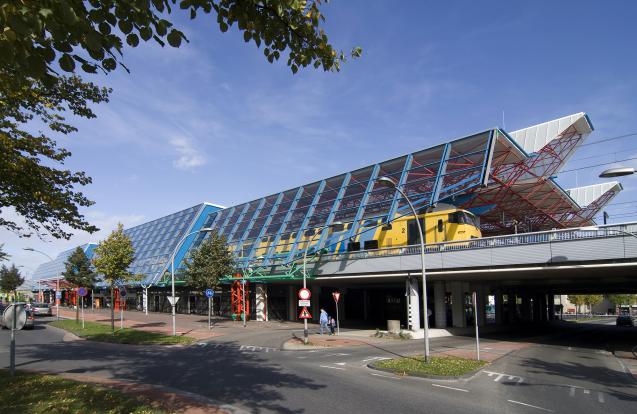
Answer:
xmin=4 ymin=0 xmax=637 ymax=275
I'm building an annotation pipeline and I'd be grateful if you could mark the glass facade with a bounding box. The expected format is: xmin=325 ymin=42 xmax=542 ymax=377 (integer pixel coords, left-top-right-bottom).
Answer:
xmin=199 ymin=130 xmax=495 ymax=269
xmin=31 ymin=244 xmax=96 ymax=281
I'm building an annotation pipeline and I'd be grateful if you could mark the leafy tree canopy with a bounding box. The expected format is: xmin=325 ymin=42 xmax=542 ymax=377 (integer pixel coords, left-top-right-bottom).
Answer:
xmin=1 ymin=0 xmax=361 ymax=84
xmin=183 ymin=233 xmax=235 ymax=292
xmin=607 ymin=294 xmax=637 ymax=306
xmin=92 ymin=223 xmax=136 ymax=286
xmin=1 ymin=75 xmax=109 ymax=239
xmin=0 ymin=264 xmax=25 ymax=297
xmin=63 ymin=246 xmax=97 ymax=288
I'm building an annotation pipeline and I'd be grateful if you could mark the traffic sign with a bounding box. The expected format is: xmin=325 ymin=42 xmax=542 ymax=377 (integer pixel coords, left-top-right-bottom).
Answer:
xmin=55 ymin=291 xmax=61 ymax=299
xmin=298 ymin=288 xmax=311 ymax=300
xmin=332 ymin=292 xmax=341 ymax=303
xmin=298 ymin=307 xmax=312 ymax=319
xmin=167 ymin=296 xmax=180 ymax=306
xmin=205 ymin=289 xmax=214 ymax=298
xmin=298 ymin=299 xmax=311 ymax=307
xmin=119 ymin=288 xmax=127 ymax=297
xmin=78 ymin=287 xmax=88 ymax=297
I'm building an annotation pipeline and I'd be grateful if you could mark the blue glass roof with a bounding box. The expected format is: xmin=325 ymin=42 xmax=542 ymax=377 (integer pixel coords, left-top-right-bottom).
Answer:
xmin=31 ymin=243 xmax=96 ymax=281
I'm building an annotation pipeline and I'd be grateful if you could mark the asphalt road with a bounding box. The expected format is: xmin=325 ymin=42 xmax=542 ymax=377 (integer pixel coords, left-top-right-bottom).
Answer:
xmin=1 ymin=318 xmax=636 ymax=414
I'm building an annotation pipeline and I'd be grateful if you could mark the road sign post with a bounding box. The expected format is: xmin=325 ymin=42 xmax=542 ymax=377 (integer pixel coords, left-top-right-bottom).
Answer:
xmin=205 ymin=289 xmax=214 ymax=330
xmin=10 ymin=304 xmax=16 ymax=376
xmin=473 ymin=291 xmax=480 ymax=361
xmin=242 ymin=279 xmax=247 ymax=328
xmin=78 ymin=287 xmax=88 ymax=329
xmin=298 ymin=288 xmax=312 ymax=343
xmin=119 ymin=288 xmax=127 ymax=330
xmin=332 ymin=292 xmax=341 ymax=334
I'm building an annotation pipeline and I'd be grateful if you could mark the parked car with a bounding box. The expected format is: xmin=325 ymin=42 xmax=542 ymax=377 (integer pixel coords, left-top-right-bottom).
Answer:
xmin=616 ymin=314 xmax=635 ymax=327
xmin=31 ymin=302 xmax=53 ymax=317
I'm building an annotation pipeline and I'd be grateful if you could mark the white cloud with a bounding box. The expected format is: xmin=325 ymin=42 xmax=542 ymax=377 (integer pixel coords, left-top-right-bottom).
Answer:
xmin=170 ymin=136 xmax=207 ymax=170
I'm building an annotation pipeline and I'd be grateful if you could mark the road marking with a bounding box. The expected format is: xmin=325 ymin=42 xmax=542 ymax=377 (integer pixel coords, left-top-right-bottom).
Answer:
xmin=583 ymin=389 xmax=590 ymax=394
xmin=326 ymin=353 xmax=350 ymax=357
xmin=598 ymin=392 xmax=605 ymax=403
xmin=431 ymin=384 xmax=469 ymax=393
xmin=484 ymin=370 xmax=524 ymax=384
xmin=370 ymin=373 xmax=399 ymax=380
xmin=569 ymin=387 xmax=575 ymax=397
xmin=334 ymin=362 xmax=346 ymax=366
xmin=361 ymin=356 xmax=391 ymax=363
xmin=297 ymin=356 xmax=307 ymax=359
xmin=507 ymin=400 xmax=553 ymax=412
xmin=320 ymin=365 xmax=345 ymax=371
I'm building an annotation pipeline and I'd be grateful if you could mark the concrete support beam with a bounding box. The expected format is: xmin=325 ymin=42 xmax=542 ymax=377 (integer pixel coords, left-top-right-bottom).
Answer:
xmin=521 ymin=295 xmax=532 ymax=321
xmin=495 ymin=290 xmax=504 ymax=325
xmin=434 ymin=281 xmax=446 ymax=328
xmin=288 ymin=285 xmax=296 ymax=322
xmin=255 ymin=284 xmax=267 ymax=321
xmin=451 ymin=281 xmax=466 ymax=328
xmin=311 ymin=285 xmax=321 ymax=322
xmin=406 ymin=277 xmax=421 ymax=331
xmin=507 ymin=291 xmax=516 ymax=324
xmin=548 ymin=294 xmax=556 ymax=321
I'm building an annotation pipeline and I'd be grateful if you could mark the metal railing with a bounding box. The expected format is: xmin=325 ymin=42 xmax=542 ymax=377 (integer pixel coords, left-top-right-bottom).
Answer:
xmin=318 ymin=221 xmax=637 ymax=262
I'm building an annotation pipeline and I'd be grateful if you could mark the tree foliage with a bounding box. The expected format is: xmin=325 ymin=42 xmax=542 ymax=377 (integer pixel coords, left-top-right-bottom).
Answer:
xmin=607 ymin=294 xmax=637 ymax=307
xmin=1 ymin=0 xmax=361 ymax=84
xmin=0 ymin=264 xmax=25 ymax=300
xmin=183 ymin=233 xmax=235 ymax=292
xmin=1 ymin=74 xmax=110 ymax=239
xmin=92 ymin=223 xmax=136 ymax=331
xmin=63 ymin=246 xmax=98 ymax=321
xmin=0 ymin=243 xmax=8 ymax=262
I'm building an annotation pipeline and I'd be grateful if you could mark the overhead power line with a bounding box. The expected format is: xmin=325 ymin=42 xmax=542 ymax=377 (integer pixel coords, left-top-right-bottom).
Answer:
xmin=579 ymin=132 xmax=637 ymax=147
xmin=560 ymin=156 xmax=637 ymax=174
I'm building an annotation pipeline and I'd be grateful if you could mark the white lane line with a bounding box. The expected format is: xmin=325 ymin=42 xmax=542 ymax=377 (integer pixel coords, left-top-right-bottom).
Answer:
xmin=584 ymin=389 xmax=590 ymax=394
xmin=334 ymin=362 xmax=346 ymax=366
xmin=431 ymin=384 xmax=469 ymax=393
xmin=370 ymin=373 xmax=399 ymax=380
xmin=569 ymin=386 xmax=575 ymax=397
xmin=320 ymin=365 xmax=345 ymax=371
xmin=507 ymin=400 xmax=553 ymax=412
xmin=598 ymin=392 xmax=605 ymax=403
xmin=297 ymin=356 xmax=307 ymax=359
xmin=326 ymin=353 xmax=350 ymax=357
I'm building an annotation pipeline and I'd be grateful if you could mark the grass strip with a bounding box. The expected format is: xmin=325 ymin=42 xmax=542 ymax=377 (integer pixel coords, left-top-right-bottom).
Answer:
xmin=375 ymin=355 xmax=487 ymax=377
xmin=0 ymin=369 xmax=163 ymax=414
xmin=50 ymin=320 xmax=195 ymax=345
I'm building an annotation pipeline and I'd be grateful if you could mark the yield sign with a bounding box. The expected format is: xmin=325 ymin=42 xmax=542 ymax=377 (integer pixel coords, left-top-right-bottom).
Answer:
xmin=167 ymin=296 xmax=180 ymax=306
xmin=298 ymin=307 xmax=312 ymax=319
xmin=332 ymin=292 xmax=341 ymax=303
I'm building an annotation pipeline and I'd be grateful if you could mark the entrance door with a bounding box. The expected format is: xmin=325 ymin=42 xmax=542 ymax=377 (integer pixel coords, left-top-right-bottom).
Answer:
xmin=154 ymin=295 xmax=160 ymax=312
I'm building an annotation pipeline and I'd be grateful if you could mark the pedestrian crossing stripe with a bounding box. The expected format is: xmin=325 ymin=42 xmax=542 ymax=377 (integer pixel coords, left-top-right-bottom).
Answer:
xmin=299 ymin=306 xmax=312 ymax=319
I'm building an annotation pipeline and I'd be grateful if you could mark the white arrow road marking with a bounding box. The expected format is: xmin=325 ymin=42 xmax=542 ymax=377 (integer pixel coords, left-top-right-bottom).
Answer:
xmin=431 ymin=384 xmax=469 ymax=393
xmin=598 ymin=392 xmax=605 ymax=403
xmin=484 ymin=370 xmax=524 ymax=384
xmin=507 ymin=400 xmax=553 ymax=412
xmin=569 ymin=387 xmax=576 ymax=397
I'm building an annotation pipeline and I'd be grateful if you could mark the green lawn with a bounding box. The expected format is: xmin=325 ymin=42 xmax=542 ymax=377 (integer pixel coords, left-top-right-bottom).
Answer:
xmin=375 ymin=355 xmax=488 ymax=377
xmin=50 ymin=320 xmax=195 ymax=345
xmin=0 ymin=369 xmax=163 ymax=414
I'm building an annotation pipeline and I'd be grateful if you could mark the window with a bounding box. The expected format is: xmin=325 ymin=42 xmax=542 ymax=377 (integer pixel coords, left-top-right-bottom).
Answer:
xmin=364 ymin=240 xmax=379 ymax=250
xmin=347 ymin=241 xmax=361 ymax=252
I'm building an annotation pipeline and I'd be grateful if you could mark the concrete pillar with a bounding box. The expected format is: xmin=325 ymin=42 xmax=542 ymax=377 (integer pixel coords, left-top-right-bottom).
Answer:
xmin=434 ymin=281 xmax=446 ymax=328
xmin=255 ymin=284 xmax=267 ymax=321
xmin=495 ymin=290 xmax=503 ymax=325
xmin=288 ymin=285 xmax=296 ymax=321
xmin=451 ymin=281 xmax=466 ymax=328
xmin=311 ymin=285 xmax=320 ymax=322
xmin=406 ymin=277 xmax=421 ymax=331
xmin=363 ymin=290 xmax=369 ymax=321
xmin=521 ymin=295 xmax=532 ymax=321
xmin=548 ymin=294 xmax=555 ymax=321
xmin=507 ymin=291 xmax=516 ymax=324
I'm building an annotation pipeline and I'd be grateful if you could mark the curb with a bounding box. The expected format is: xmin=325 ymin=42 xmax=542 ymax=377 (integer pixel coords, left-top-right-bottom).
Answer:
xmin=366 ymin=360 xmax=489 ymax=380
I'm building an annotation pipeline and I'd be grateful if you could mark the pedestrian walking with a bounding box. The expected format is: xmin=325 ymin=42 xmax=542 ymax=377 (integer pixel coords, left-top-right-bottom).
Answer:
xmin=319 ymin=308 xmax=329 ymax=335
xmin=329 ymin=316 xmax=336 ymax=335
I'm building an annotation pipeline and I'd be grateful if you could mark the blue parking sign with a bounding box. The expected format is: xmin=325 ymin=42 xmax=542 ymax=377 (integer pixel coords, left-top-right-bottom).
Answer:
xmin=205 ymin=289 xmax=214 ymax=298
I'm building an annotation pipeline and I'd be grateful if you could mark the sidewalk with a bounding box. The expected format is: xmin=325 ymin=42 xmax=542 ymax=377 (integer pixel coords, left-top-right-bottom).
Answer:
xmin=615 ymin=350 xmax=637 ymax=379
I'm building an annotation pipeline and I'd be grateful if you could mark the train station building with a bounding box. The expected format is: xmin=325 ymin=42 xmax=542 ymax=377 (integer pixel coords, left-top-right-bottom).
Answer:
xmin=31 ymin=112 xmax=628 ymax=330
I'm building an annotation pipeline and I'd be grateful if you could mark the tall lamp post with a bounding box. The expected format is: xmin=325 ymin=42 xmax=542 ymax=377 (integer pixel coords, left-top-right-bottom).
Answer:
xmin=301 ymin=221 xmax=343 ymax=345
xmin=23 ymin=248 xmax=60 ymax=320
xmin=376 ymin=176 xmax=431 ymax=362
xmin=170 ymin=227 xmax=213 ymax=336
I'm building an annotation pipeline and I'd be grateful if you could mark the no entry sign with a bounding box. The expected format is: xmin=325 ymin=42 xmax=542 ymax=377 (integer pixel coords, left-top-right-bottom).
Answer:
xmin=298 ymin=288 xmax=311 ymax=300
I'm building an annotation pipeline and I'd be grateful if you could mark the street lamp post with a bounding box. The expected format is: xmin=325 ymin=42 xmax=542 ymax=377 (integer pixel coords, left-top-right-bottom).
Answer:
xmin=169 ymin=227 xmax=213 ymax=336
xmin=376 ymin=176 xmax=431 ymax=362
xmin=23 ymin=248 xmax=59 ymax=320
xmin=301 ymin=221 xmax=343 ymax=345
